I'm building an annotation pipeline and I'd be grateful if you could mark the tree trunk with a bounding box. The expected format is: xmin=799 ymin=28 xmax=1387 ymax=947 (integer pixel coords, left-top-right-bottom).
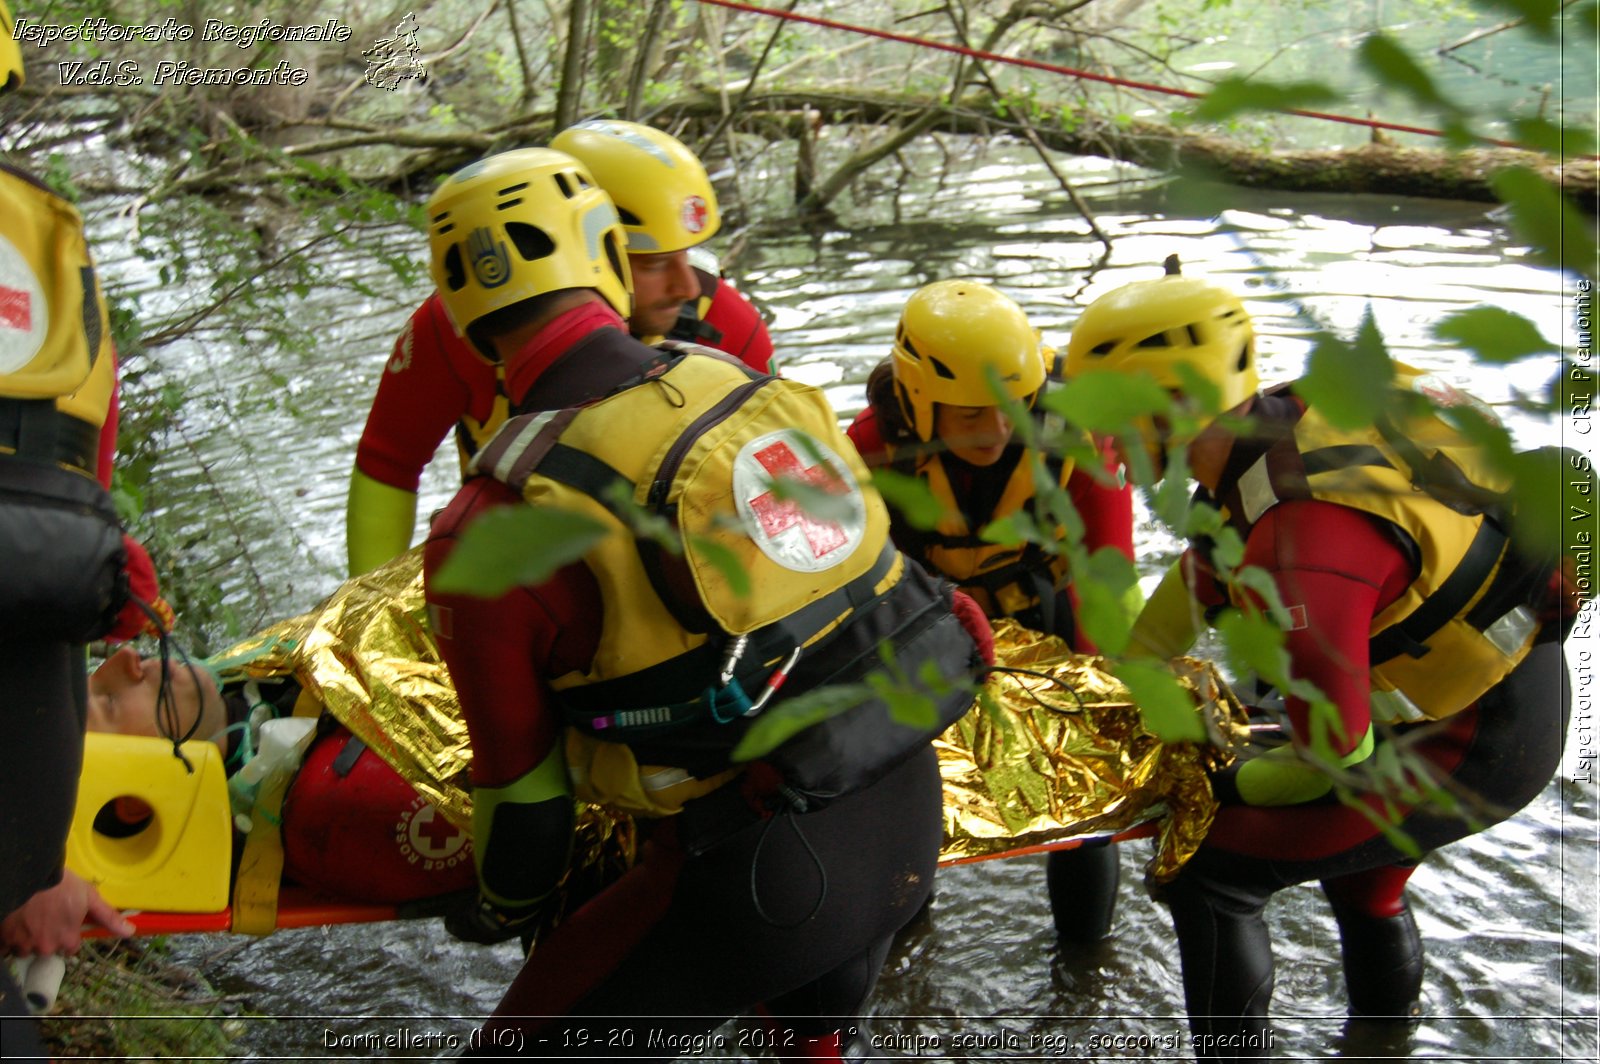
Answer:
xmin=664 ymin=90 xmax=1597 ymax=209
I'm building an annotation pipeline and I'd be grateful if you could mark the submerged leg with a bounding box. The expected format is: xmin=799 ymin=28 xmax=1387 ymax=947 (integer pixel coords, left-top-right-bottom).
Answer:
xmin=1160 ymin=870 xmax=1276 ymax=1061
xmin=1323 ymin=866 xmax=1424 ymax=1019
xmin=1046 ymin=842 xmax=1120 ymax=943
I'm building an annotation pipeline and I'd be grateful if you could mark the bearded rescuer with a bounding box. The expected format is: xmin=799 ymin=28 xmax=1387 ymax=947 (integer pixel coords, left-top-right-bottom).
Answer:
xmin=347 ymin=120 xmax=774 ymax=577
xmin=1065 ymin=259 xmax=1580 ymax=1058
xmin=846 ymin=279 xmax=1136 ymax=945
xmin=419 ymin=148 xmax=988 ymax=1059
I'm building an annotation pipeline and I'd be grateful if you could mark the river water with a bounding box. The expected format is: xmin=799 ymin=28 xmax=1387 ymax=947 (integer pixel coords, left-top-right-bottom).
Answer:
xmin=129 ymin=140 xmax=1597 ymax=1060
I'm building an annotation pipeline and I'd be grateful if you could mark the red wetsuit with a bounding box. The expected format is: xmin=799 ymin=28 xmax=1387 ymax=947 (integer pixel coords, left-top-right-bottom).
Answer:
xmin=355 ymin=273 xmax=772 ymax=495
xmin=425 ymin=301 xmax=947 ymax=1059
xmin=1161 ymin=488 xmax=1569 ymax=1055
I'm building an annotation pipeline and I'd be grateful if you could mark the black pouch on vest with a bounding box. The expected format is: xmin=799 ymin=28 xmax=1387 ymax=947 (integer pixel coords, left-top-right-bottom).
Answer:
xmin=0 ymin=458 xmax=128 ymax=642
xmin=762 ymin=562 xmax=980 ymax=808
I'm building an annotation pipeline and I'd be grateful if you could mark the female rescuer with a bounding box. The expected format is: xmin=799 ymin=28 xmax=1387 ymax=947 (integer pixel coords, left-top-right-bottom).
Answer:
xmin=347 ymin=120 xmax=773 ymax=578
xmin=845 ymin=279 xmax=1137 ymax=944
xmin=1065 ymin=258 xmax=1580 ymax=1058
xmin=419 ymin=147 xmax=990 ymax=1059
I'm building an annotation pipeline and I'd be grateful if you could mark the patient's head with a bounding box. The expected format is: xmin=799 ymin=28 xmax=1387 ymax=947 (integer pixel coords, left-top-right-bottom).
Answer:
xmin=87 ymin=646 xmax=228 ymax=755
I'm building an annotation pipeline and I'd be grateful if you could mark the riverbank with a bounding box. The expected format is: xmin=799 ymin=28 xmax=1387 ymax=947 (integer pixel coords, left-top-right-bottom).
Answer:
xmin=31 ymin=940 xmax=243 ymax=1059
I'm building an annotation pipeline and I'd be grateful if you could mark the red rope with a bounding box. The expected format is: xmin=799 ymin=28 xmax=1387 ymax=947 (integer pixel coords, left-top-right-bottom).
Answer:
xmin=695 ymin=0 xmax=1529 ymax=150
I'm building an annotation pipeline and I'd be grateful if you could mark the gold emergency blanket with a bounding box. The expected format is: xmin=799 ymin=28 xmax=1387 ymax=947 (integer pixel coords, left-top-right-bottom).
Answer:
xmin=214 ymin=549 xmax=1245 ymax=886
xmin=946 ymin=620 xmax=1248 ymax=882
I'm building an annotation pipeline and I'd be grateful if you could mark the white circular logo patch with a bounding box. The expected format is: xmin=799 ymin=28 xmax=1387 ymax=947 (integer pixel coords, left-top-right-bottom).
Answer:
xmin=680 ymin=194 xmax=710 ymax=235
xmin=394 ymin=796 xmax=470 ymax=871
xmin=0 ymin=233 xmax=48 ymax=375
xmin=733 ymin=429 xmax=867 ymax=573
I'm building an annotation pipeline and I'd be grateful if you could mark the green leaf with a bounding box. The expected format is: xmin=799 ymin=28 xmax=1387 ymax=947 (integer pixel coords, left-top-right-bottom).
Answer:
xmin=1188 ymin=76 xmax=1343 ymax=123
xmin=979 ymin=514 xmax=1029 ymax=546
xmin=1510 ymin=117 xmax=1598 ymax=157
xmin=730 ymin=682 xmax=874 ymax=762
xmin=870 ymin=468 xmax=946 ymax=531
xmin=1477 ymin=0 xmax=1562 ymax=38
xmin=1216 ymin=610 xmax=1291 ymax=688
xmin=430 ymin=506 xmax=609 ymax=597
xmin=1298 ymin=312 xmax=1394 ymax=429
xmin=1431 ymin=307 xmax=1556 ymax=364
xmin=1357 ymin=34 xmax=1452 ymax=112
xmin=1043 ymin=370 xmax=1170 ymax=435
xmin=687 ymin=533 xmax=751 ymax=597
xmin=1491 ymin=167 xmax=1599 ymax=281
xmin=1074 ymin=547 xmax=1141 ymax=655
xmin=1112 ymin=661 xmax=1207 ymax=742
xmin=1510 ymin=446 xmax=1588 ymax=558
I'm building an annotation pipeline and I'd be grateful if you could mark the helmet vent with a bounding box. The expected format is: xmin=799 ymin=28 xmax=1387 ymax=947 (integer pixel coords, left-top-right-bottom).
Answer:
xmin=498 ymin=182 xmax=530 ymax=196
xmin=1090 ymin=341 xmax=1116 ymax=356
xmin=603 ymin=231 xmax=627 ymax=288
xmin=1235 ymin=343 xmax=1250 ymax=372
xmin=552 ymin=172 xmax=577 ymax=199
xmin=616 ymin=206 xmax=643 ymax=227
xmin=929 ymin=355 xmax=957 ymax=380
xmin=1136 ymin=332 xmax=1172 ymax=349
xmin=442 ymin=245 xmax=466 ymax=292
xmin=1186 ymin=324 xmax=1203 ymax=346
xmin=504 ymin=222 xmax=556 ymax=262
xmin=496 ymin=198 xmax=524 ymax=211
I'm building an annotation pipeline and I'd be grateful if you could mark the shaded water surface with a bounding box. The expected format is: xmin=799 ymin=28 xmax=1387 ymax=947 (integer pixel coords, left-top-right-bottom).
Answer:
xmin=151 ymin=148 xmax=1595 ymax=1060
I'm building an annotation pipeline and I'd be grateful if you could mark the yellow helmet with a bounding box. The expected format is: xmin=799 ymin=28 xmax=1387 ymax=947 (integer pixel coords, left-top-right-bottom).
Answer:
xmin=891 ymin=280 xmax=1046 ymax=442
xmin=550 ymin=120 xmax=720 ymax=254
xmin=426 ymin=148 xmax=632 ymax=345
xmin=1 ymin=2 xmax=24 ymax=93
xmin=1064 ymin=256 xmax=1258 ymax=417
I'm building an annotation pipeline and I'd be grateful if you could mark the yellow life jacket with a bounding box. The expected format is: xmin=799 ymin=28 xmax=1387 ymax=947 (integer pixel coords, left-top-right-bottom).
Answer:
xmin=900 ymin=444 xmax=1075 ymax=620
xmin=0 ymin=162 xmax=115 ymax=470
xmin=1214 ymin=366 xmax=1545 ymax=722
xmin=472 ymin=340 xmax=901 ymax=733
xmin=452 ymin=359 xmax=509 ymax=477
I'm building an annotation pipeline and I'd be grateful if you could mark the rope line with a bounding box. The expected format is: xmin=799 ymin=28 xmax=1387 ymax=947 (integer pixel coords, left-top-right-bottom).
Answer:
xmin=695 ymin=0 xmax=1532 ymax=150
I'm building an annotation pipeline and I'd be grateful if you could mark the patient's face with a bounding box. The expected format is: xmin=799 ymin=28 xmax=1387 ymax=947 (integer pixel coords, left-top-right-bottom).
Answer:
xmin=87 ymin=646 xmax=227 ymax=753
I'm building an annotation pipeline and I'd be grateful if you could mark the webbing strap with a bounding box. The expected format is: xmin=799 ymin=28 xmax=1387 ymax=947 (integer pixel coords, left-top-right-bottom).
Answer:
xmin=0 ymin=398 xmax=99 ymax=472
xmin=1368 ymin=517 xmax=1508 ymax=665
xmin=231 ymin=766 xmax=291 ymax=935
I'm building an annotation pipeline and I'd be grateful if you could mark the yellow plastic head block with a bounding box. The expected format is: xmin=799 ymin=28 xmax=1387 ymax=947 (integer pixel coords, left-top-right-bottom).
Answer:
xmin=66 ymin=733 xmax=233 ymax=913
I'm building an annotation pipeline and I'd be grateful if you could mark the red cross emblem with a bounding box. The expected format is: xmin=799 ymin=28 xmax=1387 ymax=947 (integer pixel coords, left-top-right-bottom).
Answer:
xmin=746 ymin=439 xmax=850 ymax=560
xmin=0 ymin=284 xmax=31 ymax=332
xmin=681 ymin=195 xmax=710 ymax=234
xmin=407 ymin=803 xmax=465 ymax=859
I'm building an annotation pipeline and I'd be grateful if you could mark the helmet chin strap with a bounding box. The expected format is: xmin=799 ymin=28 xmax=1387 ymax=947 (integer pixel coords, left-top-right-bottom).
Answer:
xmin=128 ymin=595 xmax=205 ymax=773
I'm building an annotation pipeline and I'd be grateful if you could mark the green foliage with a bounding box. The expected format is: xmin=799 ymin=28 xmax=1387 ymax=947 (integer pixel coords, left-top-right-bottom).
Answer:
xmin=1476 ymin=0 xmax=1563 ymax=36
xmin=871 ymin=468 xmax=946 ymax=530
xmin=1297 ymin=309 xmax=1395 ymax=429
xmin=1185 ymin=77 xmax=1343 ymax=124
xmin=1113 ymin=660 xmax=1207 ymax=741
xmin=1431 ymin=306 xmax=1558 ymax=363
xmin=1490 ymin=166 xmax=1599 ymax=281
xmin=430 ymin=506 xmax=609 ymax=596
